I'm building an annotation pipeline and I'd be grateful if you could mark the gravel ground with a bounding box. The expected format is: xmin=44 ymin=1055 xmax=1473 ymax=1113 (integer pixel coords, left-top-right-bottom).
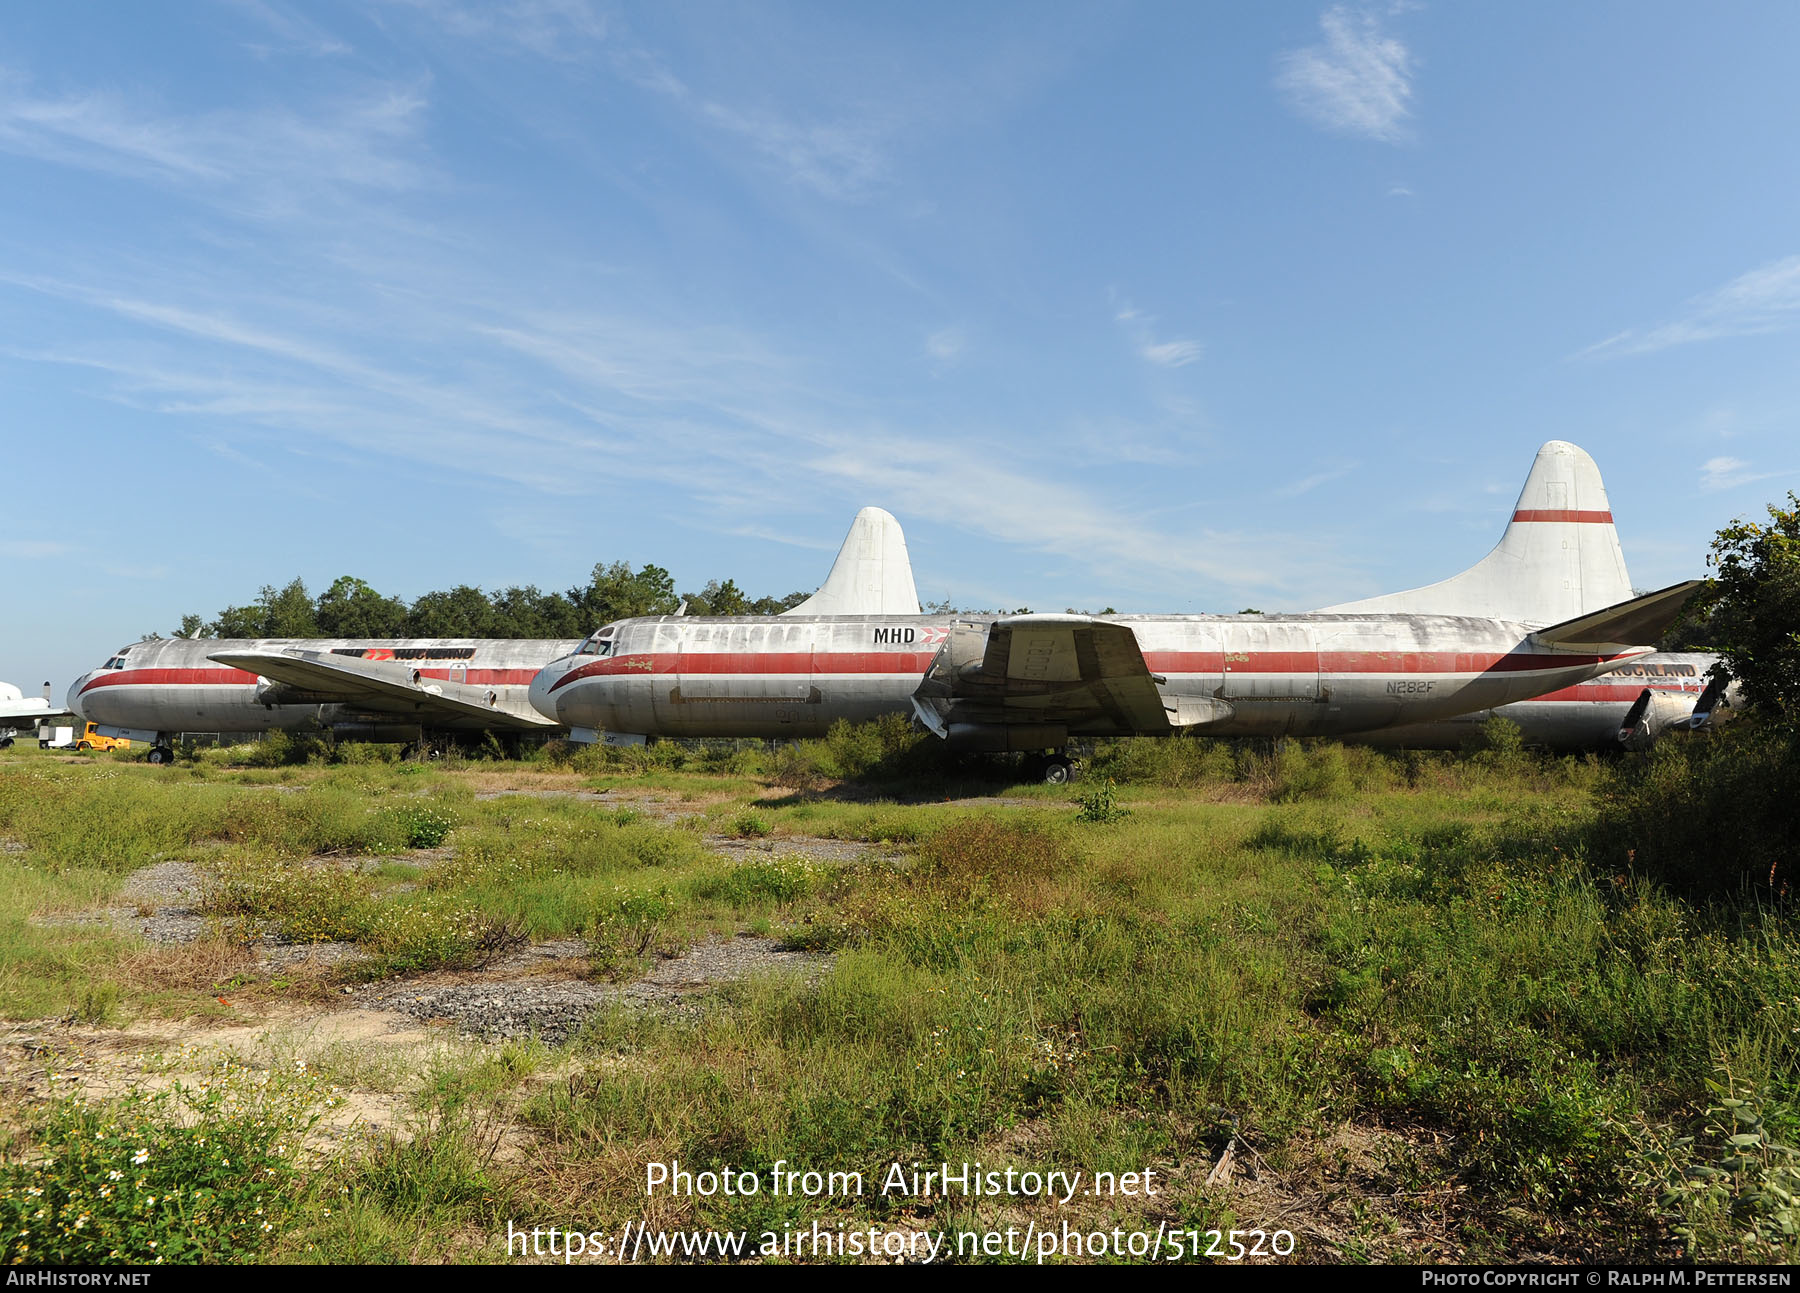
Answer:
xmin=117 ymin=859 xmax=206 ymax=907
xmin=39 ymin=856 xmax=826 ymax=1041
xmin=38 ymin=860 xmax=214 ymax=944
xmin=708 ymin=835 xmax=902 ymax=865
xmin=36 ymin=859 xmax=375 ymax=971
xmin=356 ymin=936 xmax=823 ymax=1044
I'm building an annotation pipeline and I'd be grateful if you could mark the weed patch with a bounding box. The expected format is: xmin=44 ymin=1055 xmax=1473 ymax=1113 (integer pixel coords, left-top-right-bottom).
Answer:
xmin=0 ymin=1061 xmax=331 ymax=1263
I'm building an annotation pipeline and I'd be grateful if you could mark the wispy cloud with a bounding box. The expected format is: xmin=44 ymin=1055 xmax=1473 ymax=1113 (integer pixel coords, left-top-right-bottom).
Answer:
xmin=384 ymin=0 xmax=608 ymax=60
xmin=599 ymin=38 xmax=892 ymax=201
xmin=924 ymin=327 xmax=965 ymax=364
xmin=226 ymin=0 xmax=353 ymax=57
xmin=0 ymin=69 xmax=431 ymax=218
xmin=0 ymin=58 xmax=1338 ymax=613
xmin=0 ymin=540 xmax=77 ymax=559
xmin=1111 ymin=295 xmax=1202 ymax=369
xmin=1700 ymin=456 xmax=1787 ymax=493
xmin=1275 ymin=7 xmax=1415 ymax=143
xmin=1273 ymin=462 xmax=1359 ymax=498
xmin=1578 ymin=255 xmax=1800 ymax=359
xmin=696 ymin=101 xmax=888 ymax=201
xmin=1141 ymin=340 xmax=1202 ymax=368
xmin=726 ymin=525 xmax=838 ymax=552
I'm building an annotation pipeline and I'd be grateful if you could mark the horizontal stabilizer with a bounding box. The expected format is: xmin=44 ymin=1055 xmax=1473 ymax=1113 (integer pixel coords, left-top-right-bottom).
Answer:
xmin=782 ymin=507 xmax=921 ymax=617
xmin=1529 ymin=581 xmax=1702 ymax=651
xmin=209 ymin=649 xmax=556 ymax=730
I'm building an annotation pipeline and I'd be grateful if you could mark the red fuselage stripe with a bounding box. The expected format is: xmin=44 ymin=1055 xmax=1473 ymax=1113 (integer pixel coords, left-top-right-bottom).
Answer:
xmin=547 ymin=648 xmax=1633 ymax=692
xmin=1528 ymin=681 xmax=1699 ymax=703
xmin=78 ymin=667 xmax=539 ymax=695
xmin=1510 ymin=509 xmax=1614 ymax=523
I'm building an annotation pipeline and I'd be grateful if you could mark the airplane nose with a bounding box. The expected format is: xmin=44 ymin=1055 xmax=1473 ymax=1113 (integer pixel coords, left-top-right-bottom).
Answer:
xmin=67 ymin=674 xmax=95 ymax=719
xmin=528 ymin=662 xmax=564 ymax=723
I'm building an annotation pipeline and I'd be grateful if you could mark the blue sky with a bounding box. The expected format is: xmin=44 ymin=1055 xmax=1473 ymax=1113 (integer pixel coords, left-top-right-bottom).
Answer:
xmin=4 ymin=2 xmax=1799 ymax=692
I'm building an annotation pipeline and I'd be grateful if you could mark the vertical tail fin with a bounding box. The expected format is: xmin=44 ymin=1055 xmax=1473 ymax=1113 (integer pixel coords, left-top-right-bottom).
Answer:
xmin=1319 ymin=440 xmax=1634 ymax=625
xmin=781 ymin=506 xmax=922 ymax=617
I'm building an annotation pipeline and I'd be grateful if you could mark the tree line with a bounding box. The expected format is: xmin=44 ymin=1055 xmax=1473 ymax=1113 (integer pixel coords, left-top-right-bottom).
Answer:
xmin=166 ymin=564 xmax=812 ymax=641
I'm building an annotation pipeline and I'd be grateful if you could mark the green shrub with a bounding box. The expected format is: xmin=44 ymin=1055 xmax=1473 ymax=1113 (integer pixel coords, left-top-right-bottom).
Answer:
xmin=0 ymin=1064 xmax=325 ymax=1264
xmin=332 ymin=742 xmax=400 ymax=766
xmin=233 ymin=729 xmax=333 ymax=768
xmin=1624 ymin=1069 xmax=1800 ymax=1260
xmin=697 ymin=855 xmax=821 ymax=906
xmin=359 ymin=899 xmax=524 ymax=975
xmin=1087 ymin=737 xmax=1232 ymax=788
xmin=1270 ymin=743 xmax=1352 ymax=802
xmin=588 ymin=887 xmax=680 ymax=973
xmin=726 ymin=812 xmax=771 ymax=839
xmin=392 ymin=803 xmax=456 ymax=849
xmin=1591 ymin=722 xmax=1800 ymax=894
xmin=1073 ymin=779 xmax=1130 ymax=824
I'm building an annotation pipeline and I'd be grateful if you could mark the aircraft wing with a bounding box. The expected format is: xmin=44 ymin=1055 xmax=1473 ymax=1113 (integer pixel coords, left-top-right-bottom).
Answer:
xmin=208 ymin=649 xmax=557 ymax=730
xmin=0 ymin=700 xmax=70 ymax=727
xmin=911 ymin=614 xmax=1232 ymax=738
xmin=1529 ymin=581 xmax=1703 ymax=652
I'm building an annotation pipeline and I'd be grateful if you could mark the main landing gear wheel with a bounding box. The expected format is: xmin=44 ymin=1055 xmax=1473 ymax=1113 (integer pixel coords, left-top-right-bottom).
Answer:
xmin=0 ymin=737 xmax=12 ymax=750
xmin=1042 ymin=756 xmax=1075 ymax=785
xmin=147 ymin=745 xmax=175 ymax=766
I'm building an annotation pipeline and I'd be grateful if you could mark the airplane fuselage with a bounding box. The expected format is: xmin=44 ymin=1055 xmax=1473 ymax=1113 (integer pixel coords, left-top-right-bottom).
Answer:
xmin=71 ymin=637 xmax=580 ymax=740
xmin=1349 ymin=652 xmax=1725 ymax=750
xmin=529 ymin=613 xmax=1651 ymax=743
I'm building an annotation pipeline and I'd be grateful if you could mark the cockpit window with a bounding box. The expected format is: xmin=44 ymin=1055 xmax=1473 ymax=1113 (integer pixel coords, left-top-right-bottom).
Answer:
xmin=576 ymin=632 xmax=616 ymax=658
xmin=104 ymin=656 xmax=126 ymax=670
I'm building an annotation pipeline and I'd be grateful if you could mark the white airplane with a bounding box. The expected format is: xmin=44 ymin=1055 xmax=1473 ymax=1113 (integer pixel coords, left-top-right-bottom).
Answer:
xmin=529 ymin=442 xmax=1701 ymax=780
xmin=0 ymin=681 xmax=71 ymax=749
xmin=68 ymin=638 xmax=580 ymax=764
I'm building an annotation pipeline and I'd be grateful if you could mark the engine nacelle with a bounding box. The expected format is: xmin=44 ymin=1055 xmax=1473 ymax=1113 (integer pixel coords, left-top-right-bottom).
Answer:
xmin=328 ymin=722 xmax=426 ymax=743
xmin=943 ymin=722 xmax=1068 ymax=753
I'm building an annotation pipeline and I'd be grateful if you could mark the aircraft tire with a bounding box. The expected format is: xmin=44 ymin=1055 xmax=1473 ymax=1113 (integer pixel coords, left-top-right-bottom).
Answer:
xmin=0 ymin=737 xmax=12 ymax=750
xmin=1042 ymin=757 xmax=1073 ymax=785
xmin=147 ymin=746 xmax=173 ymax=766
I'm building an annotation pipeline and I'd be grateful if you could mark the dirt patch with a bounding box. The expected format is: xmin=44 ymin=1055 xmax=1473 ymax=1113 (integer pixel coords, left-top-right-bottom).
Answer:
xmin=0 ymin=1006 xmax=476 ymax=1156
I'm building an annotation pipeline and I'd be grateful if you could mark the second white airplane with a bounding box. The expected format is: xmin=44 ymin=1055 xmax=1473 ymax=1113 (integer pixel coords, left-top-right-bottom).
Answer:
xmin=530 ymin=442 xmax=1699 ymax=781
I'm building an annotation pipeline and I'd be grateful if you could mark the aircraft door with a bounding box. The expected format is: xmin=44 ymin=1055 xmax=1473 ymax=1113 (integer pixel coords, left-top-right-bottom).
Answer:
xmin=1220 ymin=623 xmax=1320 ymax=702
xmin=1319 ymin=626 xmax=1401 ymax=730
xmin=1219 ymin=622 xmax=1321 ymax=735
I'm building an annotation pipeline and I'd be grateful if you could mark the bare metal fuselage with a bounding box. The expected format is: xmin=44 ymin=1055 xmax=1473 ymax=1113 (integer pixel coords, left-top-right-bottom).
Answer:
xmin=70 ymin=637 xmax=580 ymax=739
xmin=529 ymin=614 xmax=1648 ymax=743
xmin=1350 ymin=652 xmax=1722 ymax=750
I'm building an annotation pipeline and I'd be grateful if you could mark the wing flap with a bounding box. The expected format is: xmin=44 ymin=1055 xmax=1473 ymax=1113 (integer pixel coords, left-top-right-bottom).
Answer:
xmin=208 ymin=649 xmax=556 ymax=730
xmin=914 ymin=615 xmax=1228 ymax=737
